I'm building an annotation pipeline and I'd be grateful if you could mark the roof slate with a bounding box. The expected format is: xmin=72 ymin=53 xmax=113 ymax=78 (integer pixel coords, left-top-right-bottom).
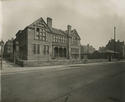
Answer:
xmin=51 ymin=28 xmax=67 ymax=35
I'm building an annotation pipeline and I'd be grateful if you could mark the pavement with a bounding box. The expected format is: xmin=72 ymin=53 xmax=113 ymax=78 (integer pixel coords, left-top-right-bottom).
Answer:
xmin=1 ymin=59 xmax=125 ymax=75
xmin=1 ymin=61 xmax=125 ymax=102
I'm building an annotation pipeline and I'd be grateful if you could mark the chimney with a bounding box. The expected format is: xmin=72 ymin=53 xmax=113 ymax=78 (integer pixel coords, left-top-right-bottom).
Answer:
xmin=47 ymin=17 xmax=52 ymax=29
xmin=67 ymin=25 xmax=71 ymax=34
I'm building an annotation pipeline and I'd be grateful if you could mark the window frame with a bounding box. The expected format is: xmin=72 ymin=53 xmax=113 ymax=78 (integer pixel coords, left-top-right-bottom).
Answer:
xmin=34 ymin=27 xmax=47 ymax=41
xmin=43 ymin=45 xmax=49 ymax=55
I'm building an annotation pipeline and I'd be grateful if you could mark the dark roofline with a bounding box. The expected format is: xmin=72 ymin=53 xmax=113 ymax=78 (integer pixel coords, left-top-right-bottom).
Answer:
xmin=71 ymin=29 xmax=81 ymax=40
xmin=51 ymin=27 xmax=67 ymax=35
xmin=27 ymin=17 xmax=51 ymax=33
xmin=15 ymin=17 xmax=81 ymax=39
xmin=15 ymin=30 xmax=23 ymax=36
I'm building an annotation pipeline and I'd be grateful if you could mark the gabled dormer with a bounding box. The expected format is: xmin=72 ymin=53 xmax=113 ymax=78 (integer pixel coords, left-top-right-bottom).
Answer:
xmin=28 ymin=17 xmax=51 ymax=33
xmin=71 ymin=29 xmax=81 ymax=40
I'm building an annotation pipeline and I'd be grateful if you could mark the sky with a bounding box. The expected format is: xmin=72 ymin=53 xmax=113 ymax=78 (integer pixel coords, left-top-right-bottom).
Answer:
xmin=0 ymin=0 xmax=125 ymax=49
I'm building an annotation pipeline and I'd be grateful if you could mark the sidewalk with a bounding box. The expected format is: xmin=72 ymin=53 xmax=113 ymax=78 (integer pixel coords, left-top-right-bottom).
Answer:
xmin=1 ymin=59 xmax=125 ymax=75
xmin=1 ymin=64 xmax=65 ymax=75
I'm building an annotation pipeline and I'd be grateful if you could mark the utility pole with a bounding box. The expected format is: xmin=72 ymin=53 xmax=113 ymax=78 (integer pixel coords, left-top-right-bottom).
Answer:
xmin=114 ymin=26 xmax=116 ymax=58
xmin=114 ymin=26 xmax=116 ymax=41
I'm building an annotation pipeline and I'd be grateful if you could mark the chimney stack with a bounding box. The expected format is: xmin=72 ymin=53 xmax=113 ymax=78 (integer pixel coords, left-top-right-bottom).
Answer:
xmin=67 ymin=25 xmax=71 ymax=34
xmin=47 ymin=17 xmax=52 ymax=29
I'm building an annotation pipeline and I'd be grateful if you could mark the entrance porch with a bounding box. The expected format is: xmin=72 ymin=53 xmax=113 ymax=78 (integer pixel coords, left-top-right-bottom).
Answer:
xmin=52 ymin=46 xmax=67 ymax=58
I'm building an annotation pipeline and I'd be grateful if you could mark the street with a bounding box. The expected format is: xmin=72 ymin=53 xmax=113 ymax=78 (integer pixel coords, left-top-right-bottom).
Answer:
xmin=1 ymin=61 xmax=125 ymax=102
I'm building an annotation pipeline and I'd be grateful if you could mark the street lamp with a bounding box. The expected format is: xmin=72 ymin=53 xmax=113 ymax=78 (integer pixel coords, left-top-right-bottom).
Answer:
xmin=0 ymin=40 xmax=4 ymax=70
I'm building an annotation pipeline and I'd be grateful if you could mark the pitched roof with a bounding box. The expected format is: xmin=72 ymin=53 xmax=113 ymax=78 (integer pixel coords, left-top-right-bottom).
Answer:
xmin=65 ymin=29 xmax=80 ymax=39
xmin=28 ymin=17 xmax=51 ymax=32
xmin=71 ymin=29 xmax=81 ymax=40
xmin=15 ymin=17 xmax=81 ymax=39
xmin=16 ymin=30 xmax=23 ymax=36
xmin=102 ymin=49 xmax=119 ymax=54
xmin=51 ymin=28 xmax=67 ymax=35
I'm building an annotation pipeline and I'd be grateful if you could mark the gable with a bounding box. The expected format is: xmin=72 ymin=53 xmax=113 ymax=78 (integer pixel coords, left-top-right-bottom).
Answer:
xmin=71 ymin=29 xmax=80 ymax=40
xmin=28 ymin=17 xmax=51 ymax=32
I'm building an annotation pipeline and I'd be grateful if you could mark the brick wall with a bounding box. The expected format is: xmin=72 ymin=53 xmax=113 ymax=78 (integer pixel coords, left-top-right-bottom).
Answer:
xmin=16 ymin=29 xmax=28 ymax=60
xmin=27 ymin=27 xmax=52 ymax=61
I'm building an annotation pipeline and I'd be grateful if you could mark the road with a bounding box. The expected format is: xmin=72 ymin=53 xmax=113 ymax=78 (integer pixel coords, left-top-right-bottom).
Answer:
xmin=1 ymin=61 xmax=125 ymax=102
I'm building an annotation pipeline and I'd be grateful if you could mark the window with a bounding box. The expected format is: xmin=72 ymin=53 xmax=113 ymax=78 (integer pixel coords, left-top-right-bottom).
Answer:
xmin=59 ymin=36 xmax=61 ymax=42
xmin=33 ymin=44 xmax=36 ymax=54
xmin=36 ymin=28 xmax=40 ymax=32
xmin=42 ymin=29 xmax=46 ymax=41
xmin=71 ymin=48 xmax=79 ymax=54
xmin=64 ymin=37 xmax=66 ymax=43
xmin=60 ymin=36 xmax=63 ymax=43
xmin=46 ymin=45 xmax=49 ymax=54
xmin=42 ymin=29 xmax=46 ymax=36
xmin=55 ymin=36 xmax=57 ymax=42
xmin=53 ymin=35 xmax=56 ymax=42
xmin=56 ymin=36 xmax=58 ymax=42
xmin=35 ymin=28 xmax=47 ymax=41
xmin=39 ymin=32 xmax=42 ymax=40
xmin=37 ymin=44 xmax=40 ymax=54
xmin=43 ymin=45 xmax=49 ymax=55
xmin=33 ymin=44 xmax=40 ymax=54
xmin=62 ymin=36 xmax=64 ymax=43
xmin=35 ymin=29 xmax=39 ymax=40
xmin=72 ymin=37 xmax=78 ymax=45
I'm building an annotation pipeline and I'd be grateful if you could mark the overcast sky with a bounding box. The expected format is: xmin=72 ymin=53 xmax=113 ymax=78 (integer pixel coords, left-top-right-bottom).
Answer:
xmin=0 ymin=0 xmax=125 ymax=49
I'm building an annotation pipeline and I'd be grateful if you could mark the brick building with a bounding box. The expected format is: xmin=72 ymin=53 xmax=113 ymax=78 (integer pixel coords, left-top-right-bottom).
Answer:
xmin=14 ymin=17 xmax=81 ymax=65
xmin=106 ymin=39 xmax=125 ymax=58
xmin=81 ymin=44 xmax=96 ymax=59
xmin=3 ymin=38 xmax=14 ymax=61
xmin=0 ymin=40 xmax=4 ymax=57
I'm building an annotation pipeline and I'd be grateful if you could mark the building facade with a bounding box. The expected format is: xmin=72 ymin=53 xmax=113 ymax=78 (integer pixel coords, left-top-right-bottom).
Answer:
xmin=3 ymin=38 xmax=14 ymax=61
xmin=81 ymin=44 xmax=96 ymax=59
xmin=106 ymin=39 xmax=125 ymax=59
xmin=0 ymin=40 xmax=4 ymax=58
xmin=14 ymin=17 xmax=81 ymax=63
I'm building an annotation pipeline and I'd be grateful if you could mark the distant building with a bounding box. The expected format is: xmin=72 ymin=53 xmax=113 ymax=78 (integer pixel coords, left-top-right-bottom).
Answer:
xmin=81 ymin=44 xmax=96 ymax=59
xmin=106 ymin=39 xmax=125 ymax=58
xmin=99 ymin=46 xmax=106 ymax=52
xmin=81 ymin=44 xmax=95 ymax=54
xmin=87 ymin=44 xmax=96 ymax=54
xmin=0 ymin=40 xmax=4 ymax=57
xmin=14 ymin=17 xmax=81 ymax=66
xmin=3 ymin=38 xmax=14 ymax=61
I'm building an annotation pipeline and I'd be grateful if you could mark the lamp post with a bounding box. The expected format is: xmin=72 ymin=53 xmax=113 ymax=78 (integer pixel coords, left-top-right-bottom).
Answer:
xmin=87 ymin=44 xmax=89 ymax=59
xmin=0 ymin=41 xmax=4 ymax=70
xmin=114 ymin=26 xmax=116 ymax=58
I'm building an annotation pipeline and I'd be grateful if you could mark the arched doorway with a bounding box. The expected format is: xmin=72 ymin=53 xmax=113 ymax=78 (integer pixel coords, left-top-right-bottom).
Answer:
xmin=54 ymin=47 xmax=58 ymax=57
xmin=54 ymin=47 xmax=67 ymax=58
xmin=59 ymin=48 xmax=63 ymax=57
xmin=64 ymin=48 xmax=66 ymax=57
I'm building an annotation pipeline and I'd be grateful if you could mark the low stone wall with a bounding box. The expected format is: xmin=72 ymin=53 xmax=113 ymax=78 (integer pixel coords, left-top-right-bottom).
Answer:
xmin=16 ymin=59 xmax=82 ymax=67
xmin=15 ymin=58 xmax=119 ymax=67
xmin=87 ymin=59 xmax=108 ymax=63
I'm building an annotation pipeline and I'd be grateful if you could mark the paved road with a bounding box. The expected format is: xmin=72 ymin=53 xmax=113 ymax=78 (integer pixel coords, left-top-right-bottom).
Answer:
xmin=1 ymin=62 xmax=125 ymax=102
